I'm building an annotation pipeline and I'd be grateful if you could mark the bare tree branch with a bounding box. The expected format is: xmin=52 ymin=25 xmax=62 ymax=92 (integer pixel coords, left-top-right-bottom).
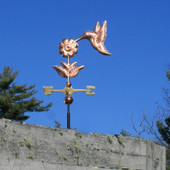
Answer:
xmin=130 ymin=113 xmax=146 ymax=138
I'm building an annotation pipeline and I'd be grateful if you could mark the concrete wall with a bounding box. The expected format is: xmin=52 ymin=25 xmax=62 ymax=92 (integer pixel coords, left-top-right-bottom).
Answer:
xmin=0 ymin=119 xmax=166 ymax=170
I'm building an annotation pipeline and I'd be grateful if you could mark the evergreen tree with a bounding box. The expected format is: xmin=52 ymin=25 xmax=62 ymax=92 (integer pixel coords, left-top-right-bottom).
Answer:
xmin=157 ymin=117 xmax=170 ymax=144
xmin=0 ymin=66 xmax=52 ymax=121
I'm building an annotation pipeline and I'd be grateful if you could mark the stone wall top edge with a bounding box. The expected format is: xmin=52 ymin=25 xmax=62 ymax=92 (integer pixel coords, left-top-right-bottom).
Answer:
xmin=0 ymin=118 xmax=164 ymax=148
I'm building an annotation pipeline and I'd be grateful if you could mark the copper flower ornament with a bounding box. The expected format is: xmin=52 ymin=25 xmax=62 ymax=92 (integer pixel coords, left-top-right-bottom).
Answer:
xmin=53 ymin=62 xmax=84 ymax=78
xmin=59 ymin=39 xmax=78 ymax=57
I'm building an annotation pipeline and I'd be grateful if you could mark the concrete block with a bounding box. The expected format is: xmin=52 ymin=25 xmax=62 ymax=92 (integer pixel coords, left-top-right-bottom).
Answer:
xmin=0 ymin=118 xmax=166 ymax=170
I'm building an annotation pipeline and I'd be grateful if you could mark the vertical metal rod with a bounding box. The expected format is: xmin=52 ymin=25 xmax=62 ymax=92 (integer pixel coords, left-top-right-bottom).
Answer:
xmin=67 ymin=56 xmax=70 ymax=84
xmin=66 ymin=55 xmax=71 ymax=129
xmin=67 ymin=76 xmax=70 ymax=84
xmin=67 ymin=104 xmax=70 ymax=129
xmin=67 ymin=56 xmax=70 ymax=65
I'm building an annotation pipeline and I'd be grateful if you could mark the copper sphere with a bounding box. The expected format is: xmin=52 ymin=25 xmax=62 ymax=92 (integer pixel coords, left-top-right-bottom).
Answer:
xmin=66 ymin=82 xmax=72 ymax=87
xmin=64 ymin=96 xmax=73 ymax=105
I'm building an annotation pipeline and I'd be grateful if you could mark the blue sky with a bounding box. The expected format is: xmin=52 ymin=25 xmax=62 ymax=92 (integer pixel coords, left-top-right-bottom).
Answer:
xmin=0 ymin=0 xmax=170 ymax=137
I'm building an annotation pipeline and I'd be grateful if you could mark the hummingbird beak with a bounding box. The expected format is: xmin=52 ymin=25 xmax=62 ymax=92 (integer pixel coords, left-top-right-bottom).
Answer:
xmin=74 ymin=34 xmax=85 ymax=42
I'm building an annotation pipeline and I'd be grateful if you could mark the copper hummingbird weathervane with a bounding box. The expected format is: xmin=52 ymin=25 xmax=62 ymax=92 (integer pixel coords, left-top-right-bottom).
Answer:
xmin=43 ymin=21 xmax=111 ymax=129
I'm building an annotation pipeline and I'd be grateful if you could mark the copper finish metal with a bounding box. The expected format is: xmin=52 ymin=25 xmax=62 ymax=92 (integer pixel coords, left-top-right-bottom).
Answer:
xmin=64 ymin=96 xmax=73 ymax=105
xmin=66 ymin=82 xmax=71 ymax=87
xmin=59 ymin=39 xmax=78 ymax=57
xmin=75 ymin=21 xmax=111 ymax=55
xmin=53 ymin=62 xmax=85 ymax=78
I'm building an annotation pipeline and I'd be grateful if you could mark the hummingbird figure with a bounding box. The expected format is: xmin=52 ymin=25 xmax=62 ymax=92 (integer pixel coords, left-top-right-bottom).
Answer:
xmin=75 ymin=21 xmax=111 ymax=55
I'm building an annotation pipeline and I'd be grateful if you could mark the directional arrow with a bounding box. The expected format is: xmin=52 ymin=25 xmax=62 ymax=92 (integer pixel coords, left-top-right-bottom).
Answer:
xmin=43 ymin=86 xmax=95 ymax=96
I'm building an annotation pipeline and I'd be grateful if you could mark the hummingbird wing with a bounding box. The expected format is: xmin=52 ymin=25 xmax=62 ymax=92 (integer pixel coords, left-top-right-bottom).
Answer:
xmin=95 ymin=21 xmax=111 ymax=55
xmin=96 ymin=20 xmax=107 ymax=43
xmin=93 ymin=22 xmax=100 ymax=33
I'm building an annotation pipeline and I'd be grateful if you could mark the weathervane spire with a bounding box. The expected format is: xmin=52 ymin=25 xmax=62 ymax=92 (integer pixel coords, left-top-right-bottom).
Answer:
xmin=43 ymin=21 xmax=111 ymax=129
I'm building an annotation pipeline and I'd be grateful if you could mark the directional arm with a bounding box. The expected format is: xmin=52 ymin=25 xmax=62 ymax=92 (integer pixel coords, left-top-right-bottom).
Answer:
xmin=86 ymin=86 xmax=95 ymax=95
xmin=42 ymin=86 xmax=54 ymax=95
xmin=43 ymin=86 xmax=95 ymax=96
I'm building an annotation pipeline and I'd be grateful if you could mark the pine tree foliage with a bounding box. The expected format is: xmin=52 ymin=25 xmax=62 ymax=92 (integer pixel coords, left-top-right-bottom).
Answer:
xmin=157 ymin=117 xmax=170 ymax=144
xmin=0 ymin=66 xmax=52 ymax=121
xmin=167 ymin=71 xmax=170 ymax=80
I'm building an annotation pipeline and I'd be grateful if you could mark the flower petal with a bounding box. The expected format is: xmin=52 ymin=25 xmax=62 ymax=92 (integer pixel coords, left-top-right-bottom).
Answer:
xmin=68 ymin=39 xmax=74 ymax=44
xmin=63 ymin=39 xmax=69 ymax=44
